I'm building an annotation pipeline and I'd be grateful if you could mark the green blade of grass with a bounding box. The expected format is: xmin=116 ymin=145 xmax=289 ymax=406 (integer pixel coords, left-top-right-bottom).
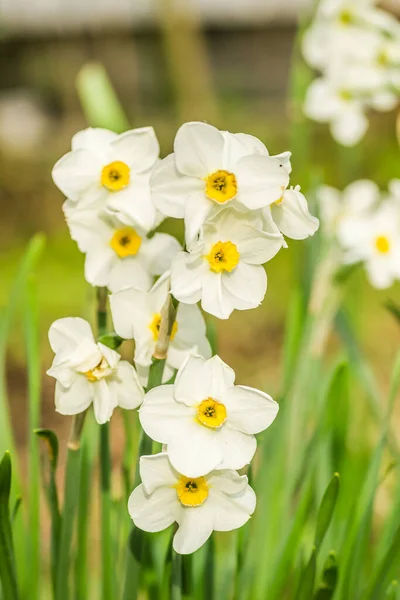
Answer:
xmin=0 ymin=452 xmax=19 ymax=600
xmin=315 ymin=474 xmax=340 ymax=551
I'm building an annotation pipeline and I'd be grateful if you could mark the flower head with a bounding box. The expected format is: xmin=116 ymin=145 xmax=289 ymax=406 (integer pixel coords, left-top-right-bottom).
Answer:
xmin=52 ymin=127 xmax=160 ymax=231
xmin=151 ymin=122 xmax=290 ymax=243
xmin=109 ymin=272 xmax=212 ymax=385
xmin=170 ymin=208 xmax=284 ymax=319
xmin=128 ymin=452 xmax=256 ymax=554
xmin=139 ymin=354 xmax=279 ymax=477
xmin=63 ymin=203 xmax=181 ymax=291
xmin=47 ymin=317 xmax=144 ymax=424
xmin=265 ymin=185 xmax=319 ymax=240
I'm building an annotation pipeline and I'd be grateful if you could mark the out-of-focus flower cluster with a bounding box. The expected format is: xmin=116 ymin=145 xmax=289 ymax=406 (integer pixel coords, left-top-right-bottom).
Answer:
xmin=317 ymin=179 xmax=400 ymax=288
xmin=303 ymin=0 xmax=400 ymax=146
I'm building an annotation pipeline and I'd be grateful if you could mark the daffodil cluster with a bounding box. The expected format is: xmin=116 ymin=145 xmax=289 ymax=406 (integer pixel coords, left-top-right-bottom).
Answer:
xmin=303 ymin=0 xmax=400 ymax=146
xmin=317 ymin=179 xmax=400 ymax=288
xmin=47 ymin=121 xmax=318 ymax=554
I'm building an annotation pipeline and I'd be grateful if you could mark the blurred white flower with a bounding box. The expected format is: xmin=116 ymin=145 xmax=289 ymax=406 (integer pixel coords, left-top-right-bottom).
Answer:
xmin=316 ymin=180 xmax=380 ymax=235
xmin=47 ymin=317 xmax=144 ymax=424
xmin=139 ymin=355 xmax=278 ymax=477
xmin=302 ymin=0 xmax=400 ymax=146
xmin=170 ymin=208 xmax=284 ymax=320
xmin=151 ymin=121 xmax=290 ymax=243
xmin=63 ymin=203 xmax=181 ymax=292
xmin=109 ymin=272 xmax=212 ymax=386
xmin=52 ymin=127 xmax=160 ymax=231
xmin=338 ymin=200 xmax=400 ymax=289
xmin=128 ymin=452 xmax=256 ymax=554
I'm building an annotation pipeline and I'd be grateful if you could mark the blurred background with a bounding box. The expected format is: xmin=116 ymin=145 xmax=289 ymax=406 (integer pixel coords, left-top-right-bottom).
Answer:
xmin=1 ymin=0 xmax=400 ymax=541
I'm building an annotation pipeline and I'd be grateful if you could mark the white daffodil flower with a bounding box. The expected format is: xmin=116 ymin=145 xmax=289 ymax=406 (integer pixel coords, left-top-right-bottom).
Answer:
xmin=52 ymin=127 xmax=160 ymax=231
xmin=170 ymin=208 xmax=284 ymax=320
xmin=63 ymin=202 xmax=181 ymax=292
xmin=338 ymin=201 xmax=400 ymax=289
xmin=264 ymin=185 xmax=319 ymax=240
xmin=151 ymin=121 xmax=290 ymax=243
xmin=109 ymin=272 xmax=212 ymax=386
xmin=316 ymin=180 xmax=380 ymax=236
xmin=304 ymin=77 xmax=368 ymax=146
xmin=128 ymin=452 xmax=256 ymax=554
xmin=139 ymin=355 xmax=279 ymax=478
xmin=47 ymin=317 xmax=144 ymax=424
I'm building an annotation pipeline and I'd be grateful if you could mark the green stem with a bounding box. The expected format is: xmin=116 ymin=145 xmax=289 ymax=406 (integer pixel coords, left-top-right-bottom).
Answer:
xmin=171 ymin=550 xmax=182 ymax=600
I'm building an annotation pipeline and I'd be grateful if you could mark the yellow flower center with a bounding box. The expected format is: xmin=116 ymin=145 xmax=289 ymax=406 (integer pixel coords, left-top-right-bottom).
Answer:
xmin=84 ymin=357 xmax=113 ymax=382
xmin=205 ymin=170 xmax=237 ymax=204
xmin=375 ymin=235 xmax=390 ymax=254
xmin=339 ymin=9 xmax=353 ymax=25
xmin=206 ymin=241 xmax=240 ymax=273
xmin=197 ymin=398 xmax=227 ymax=429
xmin=176 ymin=476 xmax=209 ymax=507
xmin=110 ymin=227 xmax=142 ymax=258
xmin=377 ymin=50 xmax=389 ymax=67
xmin=274 ymin=195 xmax=284 ymax=206
xmin=149 ymin=313 xmax=178 ymax=342
xmin=101 ymin=161 xmax=130 ymax=191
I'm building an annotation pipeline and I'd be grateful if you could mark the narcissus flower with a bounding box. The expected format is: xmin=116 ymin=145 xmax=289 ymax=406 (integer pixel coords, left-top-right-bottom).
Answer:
xmin=109 ymin=272 xmax=212 ymax=385
xmin=170 ymin=208 xmax=284 ymax=319
xmin=63 ymin=203 xmax=180 ymax=291
xmin=316 ymin=179 xmax=380 ymax=236
xmin=52 ymin=127 xmax=160 ymax=231
xmin=265 ymin=185 xmax=319 ymax=240
xmin=151 ymin=121 xmax=290 ymax=242
xmin=128 ymin=452 xmax=256 ymax=554
xmin=338 ymin=201 xmax=400 ymax=289
xmin=47 ymin=317 xmax=144 ymax=424
xmin=139 ymin=355 xmax=279 ymax=477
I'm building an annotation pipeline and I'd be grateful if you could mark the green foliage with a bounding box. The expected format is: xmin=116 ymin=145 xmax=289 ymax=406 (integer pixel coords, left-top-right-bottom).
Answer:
xmin=0 ymin=452 xmax=19 ymax=600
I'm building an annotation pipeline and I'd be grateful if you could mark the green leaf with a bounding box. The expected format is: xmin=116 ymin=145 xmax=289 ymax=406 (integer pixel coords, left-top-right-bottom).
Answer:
xmin=364 ymin=521 xmax=400 ymax=600
xmin=386 ymin=581 xmax=399 ymax=599
xmin=10 ymin=499 xmax=22 ymax=525
xmin=97 ymin=332 xmax=124 ymax=350
xmin=315 ymin=474 xmax=340 ymax=550
xmin=296 ymin=546 xmax=317 ymax=600
xmin=35 ymin=430 xmax=61 ymax=597
xmin=0 ymin=452 xmax=19 ymax=600
xmin=76 ymin=62 xmax=130 ymax=132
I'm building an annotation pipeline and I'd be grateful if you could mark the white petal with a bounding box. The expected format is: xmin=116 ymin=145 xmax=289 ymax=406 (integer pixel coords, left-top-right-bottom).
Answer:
xmin=236 ymin=154 xmax=289 ymax=209
xmin=63 ymin=201 xmax=110 ymax=253
xmin=223 ymin=385 xmax=279 ymax=434
xmin=222 ymin=131 xmax=268 ymax=167
xmin=113 ymin=361 xmax=144 ymax=410
xmin=331 ymin=110 xmax=368 ymax=147
xmin=221 ymin=263 xmax=267 ymax=311
xmin=343 ymin=180 xmax=380 ymax=214
xmin=173 ymin=503 xmax=214 ymax=554
xmin=303 ymin=78 xmax=341 ymax=122
xmin=92 ymin=380 xmax=117 ymax=424
xmin=71 ymin=128 xmax=117 ymax=153
xmin=111 ymin=127 xmax=159 ymax=173
xmin=151 ymin=154 xmax=203 ymax=219
xmin=128 ymin=485 xmax=178 ymax=533
xmin=184 ymin=191 xmax=213 ymax=245
xmin=139 ymin=453 xmax=178 ymax=495
xmin=105 ymin=178 xmax=156 ymax=233
xmin=236 ymin=226 xmax=284 ymax=264
xmin=174 ymin=122 xmax=224 ymax=178
xmin=174 ymin=354 xmax=235 ymax=406
xmin=142 ymin=234 xmax=181 ymax=277
xmin=139 ymin=385 xmax=194 ymax=443
xmin=210 ymin=483 xmax=256 ymax=532
xmin=366 ymin=259 xmax=394 ymax=289
xmin=271 ymin=188 xmax=319 ymax=240
xmin=207 ymin=470 xmax=248 ymax=495
xmin=108 ymin=257 xmax=153 ymax=293
xmin=52 ymin=149 xmax=101 ymax=202
xmin=201 ymin=271 xmax=233 ymax=320
xmin=84 ymin=247 xmax=116 ymax=288
xmin=216 ymin=427 xmax=257 ymax=470
xmin=171 ymin=253 xmax=204 ymax=305
xmin=109 ymin=287 xmax=150 ymax=340
xmin=167 ymin=421 xmax=223 ymax=477
xmin=47 ymin=363 xmax=76 ymax=388
xmin=55 ymin=377 xmax=93 ymax=416
xmin=48 ymin=317 xmax=94 ymax=356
